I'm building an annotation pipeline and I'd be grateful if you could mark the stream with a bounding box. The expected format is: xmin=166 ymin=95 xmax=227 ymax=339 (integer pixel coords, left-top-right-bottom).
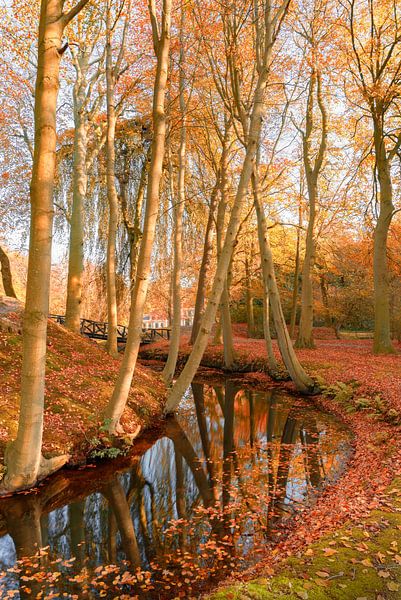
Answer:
xmin=0 ymin=380 xmax=351 ymax=598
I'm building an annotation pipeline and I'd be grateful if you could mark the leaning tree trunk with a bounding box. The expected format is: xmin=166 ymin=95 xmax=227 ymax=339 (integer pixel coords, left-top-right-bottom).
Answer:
xmin=0 ymin=245 xmax=17 ymax=298
xmin=190 ymin=181 xmax=219 ymax=344
xmin=105 ymin=5 xmax=119 ymax=358
xmin=373 ymin=122 xmax=395 ymax=354
xmin=65 ymin=64 xmax=88 ymax=333
xmin=164 ymin=63 xmax=273 ymax=414
xmin=289 ymin=202 xmax=302 ymax=339
xmin=0 ymin=0 xmax=89 ymax=495
xmin=252 ymin=170 xmax=316 ymax=394
xmin=104 ymin=0 xmax=172 ymax=433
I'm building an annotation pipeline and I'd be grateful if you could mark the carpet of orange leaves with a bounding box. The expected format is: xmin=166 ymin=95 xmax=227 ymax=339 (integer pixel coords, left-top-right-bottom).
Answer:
xmin=141 ymin=328 xmax=401 ymax=580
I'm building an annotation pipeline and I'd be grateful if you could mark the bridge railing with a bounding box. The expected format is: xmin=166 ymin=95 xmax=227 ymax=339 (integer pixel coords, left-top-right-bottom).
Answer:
xmin=49 ymin=314 xmax=170 ymax=343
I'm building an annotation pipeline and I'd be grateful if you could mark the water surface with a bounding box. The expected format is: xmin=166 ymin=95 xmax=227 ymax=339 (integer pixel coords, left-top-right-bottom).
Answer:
xmin=0 ymin=380 xmax=351 ymax=598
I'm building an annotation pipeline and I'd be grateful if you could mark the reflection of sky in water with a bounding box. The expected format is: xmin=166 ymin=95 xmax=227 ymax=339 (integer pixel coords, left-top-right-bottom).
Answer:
xmin=0 ymin=383 xmax=351 ymax=597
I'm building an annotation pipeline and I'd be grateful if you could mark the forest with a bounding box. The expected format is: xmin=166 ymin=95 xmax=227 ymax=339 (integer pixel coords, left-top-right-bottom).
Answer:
xmin=0 ymin=0 xmax=401 ymax=598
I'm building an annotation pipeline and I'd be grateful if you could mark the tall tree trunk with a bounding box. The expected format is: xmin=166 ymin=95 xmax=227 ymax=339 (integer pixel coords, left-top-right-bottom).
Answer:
xmin=216 ymin=124 xmax=235 ymax=368
xmin=105 ymin=2 xmax=119 ymax=358
xmin=296 ymin=69 xmax=327 ymax=349
xmin=65 ymin=57 xmax=88 ymax=333
xmin=165 ymin=60 xmax=274 ymax=414
xmin=252 ymin=170 xmax=316 ymax=394
xmin=190 ymin=181 xmax=219 ymax=344
xmin=0 ymin=245 xmax=17 ymax=298
xmin=104 ymin=0 xmax=172 ymax=433
xmin=163 ymin=6 xmax=187 ymax=384
xmin=262 ymin=288 xmax=278 ymax=372
xmin=1 ymin=0 xmax=89 ymax=495
xmin=245 ymin=255 xmax=255 ymax=337
xmin=373 ymin=119 xmax=395 ymax=354
xmin=289 ymin=201 xmax=302 ymax=338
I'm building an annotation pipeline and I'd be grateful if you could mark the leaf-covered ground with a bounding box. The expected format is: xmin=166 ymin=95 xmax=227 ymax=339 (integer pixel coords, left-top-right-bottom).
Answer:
xmin=141 ymin=330 xmax=401 ymax=598
xmin=0 ymin=312 xmax=166 ymax=466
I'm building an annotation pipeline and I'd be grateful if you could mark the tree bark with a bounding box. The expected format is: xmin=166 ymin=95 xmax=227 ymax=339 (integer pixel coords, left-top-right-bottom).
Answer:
xmin=0 ymin=245 xmax=17 ymax=298
xmin=105 ymin=1 xmax=119 ymax=358
xmin=1 ymin=0 xmax=89 ymax=495
xmin=296 ymin=68 xmax=327 ymax=349
xmin=289 ymin=201 xmax=302 ymax=338
xmin=165 ymin=55 xmax=275 ymax=414
xmin=189 ymin=181 xmax=219 ymax=344
xmin=252 ymin=170 xmax=316 ymax=394
xmin=65 ymin=52 xmax=89 ymax=333
xmin=163 ymin=6 xmax=187 ymax=384
xmin=104 ymin=0 xmax=172 ymax=433
xmin=373 ymin=117 xmax=395 ymax=354
xmin=216 ymin=124 xmax=235 ymax=369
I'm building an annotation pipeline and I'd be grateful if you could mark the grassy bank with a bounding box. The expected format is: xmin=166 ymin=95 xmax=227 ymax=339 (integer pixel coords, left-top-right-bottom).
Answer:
xmin=0 ymin=310 xmax=166 ymax=468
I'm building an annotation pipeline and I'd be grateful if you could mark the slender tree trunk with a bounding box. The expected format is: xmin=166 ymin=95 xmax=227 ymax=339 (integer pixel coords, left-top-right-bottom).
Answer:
xmin=296 ymin=188 xmax=316 ymax=348
xmin=1 ymin=0 xmax=89 ymax=495
xmin=65 ymin=62 xmax=88 ymax=333
xmin=104 ymin=0 xmax=172 ymax=433
xmin=190 ymin=181 xmax=219 ymax=344
xmin=165 ymin=64 xmax=273 ymax=414
xmin=289 ymin=202 xmax=302 ymax=338
xmin=163 ymin=8 xmax=186 ymax=384
xmin=245 ymin=255 xmax=255 ymax=337
xmin=0 ymin=245 xmax=17 ymax=298
xmin=105 ymin=3 xmax=119 ymax=358
xmin=216 ymin=125 xmax=235 ymax=368
xmin=262 ymin=288 xmax=278 ymax=372
xmin=252 ymin=170 xmax=316 ymax=394
xmin=373 ymin=120 xmax=395 ymax=354
xmin=296 ymin=69 xmax=327 ymax=349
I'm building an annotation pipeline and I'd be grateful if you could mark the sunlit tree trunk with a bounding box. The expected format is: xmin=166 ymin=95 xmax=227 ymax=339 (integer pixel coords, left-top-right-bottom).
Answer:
xmin=163 ymin=6 xmax=187 ymax=383
xmin=216 ymin=124 xmax=235 ymax=368
xmin=0 ymin=245 xmax=17 ymax=298
xmin=245 ymin=254 xmax=255 ymax=337
xmin=373 ymin=117 xmax=395 ymax=354
xmin=165 ymin=51 xmax=275 ymax=413
xmin=104 ymin=0 xmax=172 ymax=433
xmin=1 ymin=0 xmax=90 ymax=495
xmin=105 ymin=1 xmax=119 ymax=358
xmin=190 ymin=181 xmax=219 ymax=344
xmin=289 ymin=201 xmax=302 ymax=338
xmin=262 ymin=288 xmax=278 ymax=373
xmin=252 ymin=170 xmax=316 ymax=393
xmin=65 ymin=52 xmax=89 ymax=333
xmin=296 ymin=69 xmax=327 ymax=349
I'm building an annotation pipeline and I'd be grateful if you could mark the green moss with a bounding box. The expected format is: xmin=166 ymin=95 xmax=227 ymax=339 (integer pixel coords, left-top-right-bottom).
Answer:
xmin=209 ymin=482 xmax=401 ymax=600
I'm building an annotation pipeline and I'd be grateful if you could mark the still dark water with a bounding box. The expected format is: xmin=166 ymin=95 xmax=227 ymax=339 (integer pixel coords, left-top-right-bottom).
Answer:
xmin=0 ymin=381 xmax=350 ymax=599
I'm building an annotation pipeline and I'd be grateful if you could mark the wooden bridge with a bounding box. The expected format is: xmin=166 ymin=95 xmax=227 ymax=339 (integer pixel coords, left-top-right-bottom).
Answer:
xmin=49 ymin=315 xmax=170 ymax=345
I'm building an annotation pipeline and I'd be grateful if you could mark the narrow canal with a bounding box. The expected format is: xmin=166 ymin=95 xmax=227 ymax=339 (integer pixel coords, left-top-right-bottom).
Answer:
xmin=0 ymin=380 xmax=351 ymax=598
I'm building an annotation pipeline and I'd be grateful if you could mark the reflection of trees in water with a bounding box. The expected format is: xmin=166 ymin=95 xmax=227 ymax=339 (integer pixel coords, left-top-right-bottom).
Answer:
xmin=0 ymin=382 xmax=346 ymax=598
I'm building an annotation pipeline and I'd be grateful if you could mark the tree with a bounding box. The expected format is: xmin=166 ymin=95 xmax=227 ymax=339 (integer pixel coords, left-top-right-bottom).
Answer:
xmin=0 ymin=0 xmax=91 ymax=495
xmin=346 ymin=0 xmax=401 ymax=354
xmin=295 ymin=6 xmax=328 ymax=349
xmin=104 ymin=0 xmax=172 ymax=433
xmin=0 ymin=245 xmax=17 ymax=298
xmin=165 ymin=0 xmax=299 ymax=414
xmin=65 ymin=7 xmax=106 ymax=333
